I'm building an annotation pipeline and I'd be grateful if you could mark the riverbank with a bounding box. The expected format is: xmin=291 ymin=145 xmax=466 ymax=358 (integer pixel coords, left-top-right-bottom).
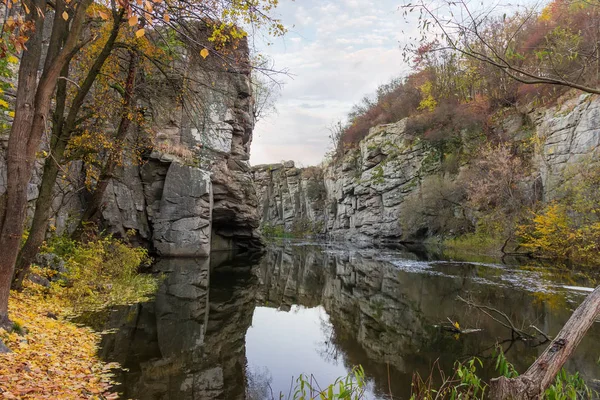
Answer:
xmin=0 ymin=235 xmax=159 ymax=399
xmin=0 ymin=286 xmax=120 ymax=399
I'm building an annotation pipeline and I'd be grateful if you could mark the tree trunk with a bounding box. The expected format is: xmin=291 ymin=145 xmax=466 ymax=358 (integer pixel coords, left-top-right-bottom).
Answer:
xmin=75 ymin=50 xmax=139 ymax=232
xmin=489 ymin=285 xmax=600 ymax=400
xmin=0 ymin=0 xmax=46 ymax=323
xmin=12 ymin=138 xmax=66 ymax=289
xmin=12 ymin=10 xmax=123 ymax=289
xmin=0 ymin=0 xmax=92 ymax=322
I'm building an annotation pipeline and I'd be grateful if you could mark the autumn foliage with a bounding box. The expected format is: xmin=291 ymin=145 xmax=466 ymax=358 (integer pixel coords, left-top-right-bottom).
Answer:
xmin=0 ymin=289 xmax=120 ymax=399
xmin=337 ymin=0 xmax=600 ymax=150
xmin=0 ymin=234 xmax=158 ymax=398
xmin=518 ymin=158 xmax=600 ymax=265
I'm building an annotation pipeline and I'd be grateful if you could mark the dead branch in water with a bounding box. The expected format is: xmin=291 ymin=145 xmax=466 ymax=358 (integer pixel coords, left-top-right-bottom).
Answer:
xmin=456 ymin=296 xmax=550 ymax=344
xmin=437 ymin=317 xmax=484 ymax=335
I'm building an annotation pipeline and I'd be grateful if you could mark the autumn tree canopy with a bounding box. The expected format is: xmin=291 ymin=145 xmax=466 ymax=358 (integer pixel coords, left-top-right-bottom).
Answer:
xmin=336 ymin=0 xmax=600 ymax=149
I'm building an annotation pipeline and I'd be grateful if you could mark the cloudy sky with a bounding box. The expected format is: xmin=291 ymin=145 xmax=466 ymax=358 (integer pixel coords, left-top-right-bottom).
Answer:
xmin=249 ymin=0 xmax=414 ymax=167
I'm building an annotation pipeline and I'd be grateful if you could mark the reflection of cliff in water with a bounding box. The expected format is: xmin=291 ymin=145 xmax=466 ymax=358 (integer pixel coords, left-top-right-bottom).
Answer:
xmin=255 ymin=245 xmax=600 ymax=398
xmin=100 ymin=244 xmax=600 ymax=399
xmin=99 ymin=254 xmax=261 ymax=400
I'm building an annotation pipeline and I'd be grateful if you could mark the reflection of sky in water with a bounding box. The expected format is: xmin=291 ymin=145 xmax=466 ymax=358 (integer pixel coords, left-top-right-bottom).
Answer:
xmin=245 ymin=305 xmax=377 ymax=399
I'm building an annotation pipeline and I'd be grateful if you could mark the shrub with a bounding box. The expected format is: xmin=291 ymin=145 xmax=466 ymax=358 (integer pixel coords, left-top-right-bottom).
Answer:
xmin=442 ymin=143 xmax=532 ymax=253
xmin=405 ymin=99 xmax=488 ymax=155
xmin=282 ymin=366 xmax=366 ymax=400
xmin=261 ymin=223 xmax=288 ymax=238
xmin=155 ymin=142 xmax=195 ymax=163
xmin=400 ymin=175 xmax=471 ymax=239
xmin=40 ymin=235 xmax=157 ymax=313
xmin=518 ymin=157 xmax=600 ymax=265
xmin=341 ymin=76 xmax=421 ymax=146
xmin=464 ymin=143 xmax=528 ymax=213
xmin=411 ymin=347 xmax=595 ymax=400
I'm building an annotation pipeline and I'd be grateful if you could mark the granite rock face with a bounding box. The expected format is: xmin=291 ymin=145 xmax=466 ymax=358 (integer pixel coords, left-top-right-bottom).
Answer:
xmin=98 ymin=27 xmax=261 ymax=254
xmin=530 ymin=93 xmax=600 ymax=199
xmin=323 ymin=120 xmax=437 ymax=242
xmin=0 ymin=25 xmax=262 ymax=255
xmin=152 ymin=164 xmax=212 ymax=257
xmin=254 ymin=120 xmax=439 ymax=242
xmin=252 ymin=162 xmax=327 ymax=234
xmin=254 ymin=94 xmax=600 ymax=243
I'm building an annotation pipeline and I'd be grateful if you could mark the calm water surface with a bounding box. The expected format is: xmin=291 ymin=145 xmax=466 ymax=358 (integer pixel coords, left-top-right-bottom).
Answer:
xmin=98 ymin=242 xmax=600 ymax=399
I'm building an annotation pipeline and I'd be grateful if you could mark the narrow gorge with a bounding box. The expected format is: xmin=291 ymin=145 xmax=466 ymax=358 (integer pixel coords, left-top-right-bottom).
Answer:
xmin=2 ymin=0 xmax=600 ymax=398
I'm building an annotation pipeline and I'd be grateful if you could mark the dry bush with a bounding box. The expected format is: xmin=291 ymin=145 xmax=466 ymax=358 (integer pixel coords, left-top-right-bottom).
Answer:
xmin=341 ymin=77 xmax=421 ymax=146
xmin=406 ymin=99 xmax=489 ymax=145
xmin=155 ymin=142 xmax=195 ymax=163
xmin=455 ymin=143 xmax=535 ymax=243
xmin=463 ymin=143 xmax=530 ymax=214
xmin=400 ymin=175 xmax=472 ymax=239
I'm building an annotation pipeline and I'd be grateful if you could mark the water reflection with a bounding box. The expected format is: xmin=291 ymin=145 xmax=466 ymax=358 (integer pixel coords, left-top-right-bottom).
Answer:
xmin=99 ymin=243 xmax=600 ymax=399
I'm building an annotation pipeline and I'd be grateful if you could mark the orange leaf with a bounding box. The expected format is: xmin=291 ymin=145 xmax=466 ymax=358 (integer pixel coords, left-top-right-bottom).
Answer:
xmin=128 ymin=15 xmax=138 ymax=26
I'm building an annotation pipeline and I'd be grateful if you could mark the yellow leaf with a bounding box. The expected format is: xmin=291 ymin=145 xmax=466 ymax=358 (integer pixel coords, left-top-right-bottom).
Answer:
xmin=62 ymin=11 xmax=69 ymax=21
xmin=454 ymin=321 xmax=460 ymax=330
xmin=163 ymin=13 xmax=170 ymax=22
xmin=128 ymin=15 xmax=138 ymax=26
xmin=0 ymin=99 xmax=8 ymax=108
xmin=135 ymin=28 xmax=145 ymax=38
xmin=7 ymin=55 xmax=18 ymax=64
xmin=23 ymin=2 xmax=29 ymax=13
xmin=200 ymin=48 xmax=209 ymax=59
xmin=98 ymin=10 xmax=109 ymax=20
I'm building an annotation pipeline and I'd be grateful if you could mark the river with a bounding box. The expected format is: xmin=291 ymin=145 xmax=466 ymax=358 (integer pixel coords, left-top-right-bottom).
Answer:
xmin=97 ymin=242 xmax=600 ymax=399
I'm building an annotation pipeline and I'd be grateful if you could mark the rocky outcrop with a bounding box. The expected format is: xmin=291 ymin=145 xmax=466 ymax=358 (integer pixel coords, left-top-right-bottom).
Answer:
xmin=252 ymin=162 xmax=327 ymax=234
xmin=254 ymin=94 xmax=600 ymax=244
xmin=530 ymin=93 xmax=600 ymax=199
xmin=98 ymin=28 xmax=261 ymax=254
xmin=254 ymin=120 xmax=440 ymax=242
xmin=323 ymin=120 xmax=438 ymax=241
xmin=151 ymin=164 xmax=213 ymax=257
xmin=0 ymin=25 xmax=262 ymax=255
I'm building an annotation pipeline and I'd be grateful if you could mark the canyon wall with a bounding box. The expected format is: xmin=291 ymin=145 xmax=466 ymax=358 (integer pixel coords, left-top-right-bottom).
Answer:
xmin=0 ymin=25 xmax=261 ymax=255
xmin=253 ymin=93 xmax=600 ymax=243
xmin=100 ymin=32 xmax=261 ymax=255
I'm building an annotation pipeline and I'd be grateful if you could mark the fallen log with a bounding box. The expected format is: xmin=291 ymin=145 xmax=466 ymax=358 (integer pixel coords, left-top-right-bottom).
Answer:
xmin=489 ymin=285 xmax=600 ymax=400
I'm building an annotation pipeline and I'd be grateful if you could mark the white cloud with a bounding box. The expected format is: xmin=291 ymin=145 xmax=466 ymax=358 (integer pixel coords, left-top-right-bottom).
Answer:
xmin=250 ymin=0 xmax=415 ymax=166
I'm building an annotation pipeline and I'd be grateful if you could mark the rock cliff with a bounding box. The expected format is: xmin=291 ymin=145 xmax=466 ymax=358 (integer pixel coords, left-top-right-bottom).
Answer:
xmin=254 ymin=94 xmax=600 ymax=243
xmin=0 ymin=25 xmax=262 ymax=255
xmin=252 ymin=162 xmax=326 ymax=234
